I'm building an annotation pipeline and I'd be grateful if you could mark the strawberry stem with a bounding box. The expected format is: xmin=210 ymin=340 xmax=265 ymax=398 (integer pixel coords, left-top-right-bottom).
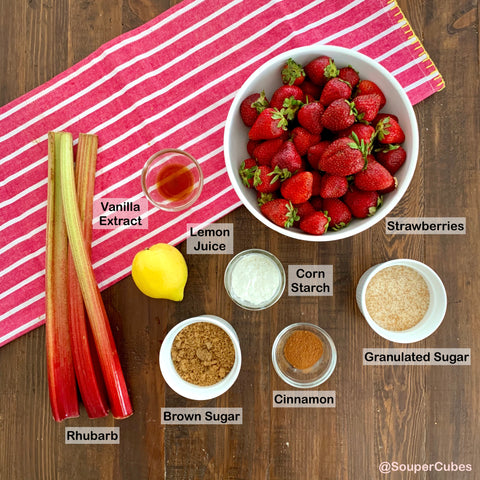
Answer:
xmin=281 ymin=58 xmax=305 ymax=85
xmin=251 ymin=90 xmax=269 ymax=113
xmin=271 ymin=108 xmax=288 ymax=130
xmin=285 ymin=201 xmax=300 ymax=228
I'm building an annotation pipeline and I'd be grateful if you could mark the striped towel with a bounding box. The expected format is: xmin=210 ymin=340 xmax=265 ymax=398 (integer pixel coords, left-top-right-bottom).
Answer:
xmin=0 ymin=0 xmax=444 ymax=347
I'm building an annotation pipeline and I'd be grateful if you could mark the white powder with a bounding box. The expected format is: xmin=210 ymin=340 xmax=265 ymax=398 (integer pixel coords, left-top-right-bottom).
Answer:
xmin=229 ymin=253 xmax=282 ymax=307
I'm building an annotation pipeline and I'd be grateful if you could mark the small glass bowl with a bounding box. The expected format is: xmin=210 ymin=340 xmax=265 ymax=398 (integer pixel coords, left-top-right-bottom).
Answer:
xmin=224 ymin=249 xmax=286 ymax=311
xmin=141 ymin=149 xmax=203 ymax=212
xmin=272 ymin=323 xmax=337 ymax=389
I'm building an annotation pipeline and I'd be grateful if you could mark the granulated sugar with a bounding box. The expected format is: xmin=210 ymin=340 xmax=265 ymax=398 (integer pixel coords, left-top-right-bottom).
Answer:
xmin=365 ymin=265 xmax=430 ymax=331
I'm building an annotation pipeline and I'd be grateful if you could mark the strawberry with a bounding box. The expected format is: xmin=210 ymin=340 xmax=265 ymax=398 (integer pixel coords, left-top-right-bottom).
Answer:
xmin=376 ymin=116 xmax=405 ymax=144
xmin=281 ymin=58 xmax=305 ymax=86
xmin=297 ymin=101 xmax=324 ymax=135
xmin=377 ymin=176 xmax=398 ymax=195
xmin=338 ymin=123 xmax=376 ymax=148
xmin=291 ymin=127 xmax=321 ymax=156
xmin=318 ymin=137 xmax=365 ymax=176
xmin=319 ymin=78 xmax=352 ymax=106
xmin=353 ymin=93 xmax=382 ymax=122
xmin=321 ymin=99 xmax=356 ymax=131
xmin=309 ymin=195 xmax=323 ymax=211
xmin=338 ymin=65 xmax=360 ymax=88
xmin=252 ymin=138 xmax=284 ymax=166
xmin=280 ymin=171 xmax=314 ymax=204
xmin=299 ymin=211 xmax=330 ymax=235
xmin=240 ymin=91 xmax=269 ymax=127
xmin=307 ymin=140 xmax=330 ymax=170
xmin=237 ymin=55 xmax=409 ymax=236
xmin=249 ymin=107 xmax=288 ymax=140
xmin=300 ymin=79 xmax=322 ymax=100
xmin=304 ymin=56 xmax=339 ymax=86
xmin=239 ymin=158 xmax=257 ymax=188
xmin=322 ymin=198 xmax=352 ymax=230
xmin=354 ymin=157 xmax=394 ymax=191
xmin=375 ymin=144 xmax=406 ymax=174
xmin=355 ymin=80 xmax=386 ymax=109
xmin=297 ymin=158 xmax=310 ymax=173
xmin=311 ymin=170 xmax=322 ymax=196
xmin=294 ymin=201 xmax=316 ymax=224
xmin=252 ymin=165 xmax=281 ymax=193
xmin=260 ymin=199 xmax=299 ymax=228
xmin=343 ymin=186 xmax=382 ymax=218
xmin=256 ymin=191 xmax=277 ymax=206
xmin=271 ymin=140 xmax=303 ymax=174
xmin=247 ymin=139 xmax=262 ymax=157
xmin=270 ymin=85 xmax=305 ymax=110
xmin=319 ymin=173 xmax=349 ymax=198
xmin=372 ymin=112 xmax=399 ymax=127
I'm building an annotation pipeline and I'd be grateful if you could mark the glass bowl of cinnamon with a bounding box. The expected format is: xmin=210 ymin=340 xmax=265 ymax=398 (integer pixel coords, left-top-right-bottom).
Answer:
xmin=272 ymin=323 xmax=336 ymax=388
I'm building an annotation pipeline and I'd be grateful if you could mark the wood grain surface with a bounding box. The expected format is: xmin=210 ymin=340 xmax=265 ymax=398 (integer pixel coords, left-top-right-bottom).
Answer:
xmin=0 ymin=0 xmax=479 ymax=479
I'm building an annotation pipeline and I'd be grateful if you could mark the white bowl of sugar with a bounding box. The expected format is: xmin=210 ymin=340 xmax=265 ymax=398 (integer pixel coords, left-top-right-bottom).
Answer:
xmin=356 ymin=259 xmax=447 ymax=344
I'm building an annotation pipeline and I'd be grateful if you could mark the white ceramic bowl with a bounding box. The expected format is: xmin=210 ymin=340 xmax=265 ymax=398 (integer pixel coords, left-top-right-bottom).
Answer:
xmin=159 ymin=315 xmax=242 ymax=400
xmin=224 ymin=45 xmax=419 ymax=242
xmin=356 ymin=259 xmax=447 ymax=343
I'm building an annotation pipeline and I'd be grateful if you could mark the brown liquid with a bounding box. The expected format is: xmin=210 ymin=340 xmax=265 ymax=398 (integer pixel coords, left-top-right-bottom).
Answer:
xmin=156 ymin=163 xmax=194 ymax=201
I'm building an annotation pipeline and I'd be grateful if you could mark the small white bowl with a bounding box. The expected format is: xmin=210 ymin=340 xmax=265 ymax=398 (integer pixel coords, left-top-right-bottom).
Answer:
xmin=224 ymin=45 xmax=419 ymax=242
xmin=159 ymin=315 xmax=241 ymax=400
xmin=356 ymin=259 xmax=447 ymax=343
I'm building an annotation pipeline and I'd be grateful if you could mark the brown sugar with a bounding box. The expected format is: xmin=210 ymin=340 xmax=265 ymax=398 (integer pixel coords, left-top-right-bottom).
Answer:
xmin=171 ymin=322 xmax=235 ymax=386
xmin=284 ymin=330 xmax=324 ymax=370
xmin=365 ymin=265 xmax=430 ymax=331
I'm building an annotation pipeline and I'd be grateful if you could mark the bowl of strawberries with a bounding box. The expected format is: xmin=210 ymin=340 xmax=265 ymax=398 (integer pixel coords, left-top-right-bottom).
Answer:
xmin=224 ymin=45 xmax=419 ymax=241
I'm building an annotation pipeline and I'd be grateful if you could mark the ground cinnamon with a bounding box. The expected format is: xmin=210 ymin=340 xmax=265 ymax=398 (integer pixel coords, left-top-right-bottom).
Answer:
xmin=284 ymin=330 xmax=323 ymax=370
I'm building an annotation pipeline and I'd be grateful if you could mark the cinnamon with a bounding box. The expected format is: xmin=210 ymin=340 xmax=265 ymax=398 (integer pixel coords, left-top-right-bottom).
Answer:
xmin=284 ymin=330 xmax=323 ymax=370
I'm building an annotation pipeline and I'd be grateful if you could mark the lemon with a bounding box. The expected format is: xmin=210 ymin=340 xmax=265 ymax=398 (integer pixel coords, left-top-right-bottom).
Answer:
xmin=131 ymin=243 xmax=188 ymax=301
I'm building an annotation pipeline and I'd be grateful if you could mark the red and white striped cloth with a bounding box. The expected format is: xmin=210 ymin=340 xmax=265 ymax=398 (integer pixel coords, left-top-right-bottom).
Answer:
xmin=0 ymin=0 xmax=444 ymax=347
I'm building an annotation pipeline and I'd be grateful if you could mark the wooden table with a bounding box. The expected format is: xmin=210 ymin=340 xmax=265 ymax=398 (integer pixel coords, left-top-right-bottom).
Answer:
xmin=0 ymin=1 xmax=478 ymax=478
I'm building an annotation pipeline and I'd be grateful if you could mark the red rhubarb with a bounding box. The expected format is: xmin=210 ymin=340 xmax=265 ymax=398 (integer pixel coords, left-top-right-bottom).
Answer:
xmin=68 ymin=133 xmax=109 ymax=418
xmin=45 ymin=132 xmax=79 ymax=421
xmin=59 ymin=132 xmax=132 ymax=419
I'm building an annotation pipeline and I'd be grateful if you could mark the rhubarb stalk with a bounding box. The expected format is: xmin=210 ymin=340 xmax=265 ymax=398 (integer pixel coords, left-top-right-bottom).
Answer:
xmin=45 ymin=132 xmax=79 ymax=421
xmin=67 ymin=133 xmax=109 ymax=418
xmin=59 ymin=132 xmax=133 ymax=419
